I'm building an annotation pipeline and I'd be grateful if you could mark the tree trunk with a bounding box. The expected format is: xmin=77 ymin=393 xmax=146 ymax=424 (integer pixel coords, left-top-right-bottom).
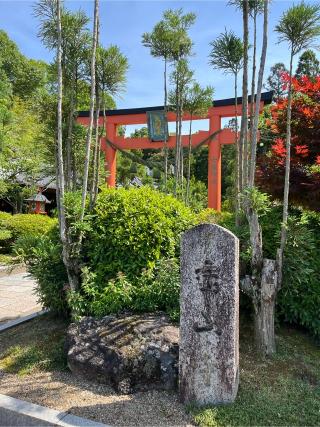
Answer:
xmin=90 ymin=88 xmax=100 ymax=210
xmin=80 ymin=0 xmax=99 ymax=221
xmin=56 ymin=0 xmax=65 ymax=235
xmin=235 ymin=72 xmax=240 ymax=226
xmin=186 ymin=114 xmax=193 ymax=204
xmin=94 ymin=95 xmax=107 ymax=204
xmin=248 ymin=0 xmax=268 ymax=187
xmin=164 ymin=57 xmax=168 ymax=191
xmin=65 ymin=82 xmax=75 ymax=190
xmin=249 ymin=11 xmax=257 ymax=169
xmin=245 ymin=0 xmax=278 ymax=356
xmin=179 ymin=97 xmax=184 ymax=192
xmin=254 ymin=259 xmax=277 ymax=356
xmin=56 ymin=0 xmax=79 ymax=292
xmin=277 ymin=50 xmax=293 ymax=287
xmin=71 ymin=70 xmax=79 ymax=191
xmin=174 ymin=72 xmax=180 ymax=196
xmin=239 ymin=0 xmax=249 ymax=192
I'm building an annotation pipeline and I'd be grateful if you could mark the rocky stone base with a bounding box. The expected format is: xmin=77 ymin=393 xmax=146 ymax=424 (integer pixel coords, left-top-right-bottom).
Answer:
xmin=66 ymin=313 xmax=179 ymax=394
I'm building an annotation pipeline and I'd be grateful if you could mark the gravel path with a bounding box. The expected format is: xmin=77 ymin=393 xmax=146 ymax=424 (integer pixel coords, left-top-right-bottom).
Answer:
xmin=0 ymin=370 xmax=194 ymax=426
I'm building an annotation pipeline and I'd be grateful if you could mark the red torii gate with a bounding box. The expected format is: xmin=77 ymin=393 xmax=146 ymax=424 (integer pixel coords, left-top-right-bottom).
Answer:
xmin=78 ymin=91 xmax=272 ymax=211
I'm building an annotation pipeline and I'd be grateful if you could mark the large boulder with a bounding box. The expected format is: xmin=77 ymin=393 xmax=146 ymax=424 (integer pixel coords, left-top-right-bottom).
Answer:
xmin=66 ymin=313 xmax=179 ymax=394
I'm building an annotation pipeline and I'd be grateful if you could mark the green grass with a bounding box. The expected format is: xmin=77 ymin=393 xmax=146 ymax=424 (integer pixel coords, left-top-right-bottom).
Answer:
xmin=190 ymin=321 xmax=320 ymax=426
xmin=0 ymin=314 xmax=68 ymax=375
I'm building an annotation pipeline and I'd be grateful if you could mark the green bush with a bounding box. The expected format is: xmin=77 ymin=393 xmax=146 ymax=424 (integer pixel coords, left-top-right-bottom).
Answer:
xmin=15 ymin=187 xmax=194 ymax=319
xmin=14 ymin=231 xmax=69 ymax=316
xmin=133 ymin=258 xmax=180 ymax=320
xmin=0 ymin=212 xmax=12 ymax=221
xmin=79 ymin=269 xmax=134 ymax=318
xmin=5 ymin=214 xmax=56 ymax=239
xmin=85 ymin=186 xmax=195 ymax=285
xmin=73 ymin=258 xmax=180 ymax=321
xmin=0 ymin=212 xmax=13 ymax=252
xmin=278 ymin=212 xmax=320 ymax=337
xmin=0 ymin=212 xmax=56 ymax=253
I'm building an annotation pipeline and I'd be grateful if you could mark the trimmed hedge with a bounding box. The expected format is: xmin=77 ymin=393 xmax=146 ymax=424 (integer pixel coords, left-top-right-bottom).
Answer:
xmin=16 ymin=187 xmax=196 ymax=317
xmin=0 ymin=212 xmax=56 ymax=252
xmin=85 ymin=186 xmax=196 ymax=284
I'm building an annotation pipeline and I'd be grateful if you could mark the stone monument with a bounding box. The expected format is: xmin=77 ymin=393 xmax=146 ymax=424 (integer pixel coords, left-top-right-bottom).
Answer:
xmin=179 ymin=223 xmax=239 ymax=405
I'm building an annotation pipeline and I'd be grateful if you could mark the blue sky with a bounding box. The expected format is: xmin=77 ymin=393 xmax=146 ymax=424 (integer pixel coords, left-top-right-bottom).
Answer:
xmin=0 ymin=0 xmax=313 ymax=112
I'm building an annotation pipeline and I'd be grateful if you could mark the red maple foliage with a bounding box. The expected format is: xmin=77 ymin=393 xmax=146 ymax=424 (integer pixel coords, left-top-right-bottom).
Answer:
xmin=257 ymin=75 xmax=320 ymax=211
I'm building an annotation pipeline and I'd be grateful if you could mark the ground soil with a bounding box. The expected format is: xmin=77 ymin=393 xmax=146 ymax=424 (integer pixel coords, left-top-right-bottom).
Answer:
xmin=0 ymin=370 xmax=193 ymax=426
xmin=0 ymin=314 xmax=193 ymax=426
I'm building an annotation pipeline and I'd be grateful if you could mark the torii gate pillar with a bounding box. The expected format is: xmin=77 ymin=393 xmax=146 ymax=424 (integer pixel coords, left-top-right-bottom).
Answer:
xmin=105 ymin=123 xmax=117 ymax=187
xmin=208 ymin=115 xmax=221 ymax=211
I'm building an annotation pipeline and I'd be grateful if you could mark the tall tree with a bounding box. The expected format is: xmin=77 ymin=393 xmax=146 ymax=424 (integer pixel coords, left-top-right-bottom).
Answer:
xmin=295 ymin=49 xmax=320 ymax=79
xmin=34 ymin=0 xmax=80 ymax=290
xmin=228 ymin=0 xmax=250 ymax=193
xmin=62 ymin=11 xmax=90 ymax=190
xmin=33 ymin=5 xmax=91 ymax=190
xmin=142 ymin=20 xmax=173 ymax=189
xmin=183 ymin=83 xmax=214 ymax=204
xmin=243 ymin=0 xmax=279 ymax=355
xmin=264 ymin=62 xmax=288 ymax=100
xmin=80 ymin=0 xmax=99 ymax=222
xmin=34 ymin=0 xmax=103 ymax=293
xmin=0 ymin=30 xmax=48 ymax=100
xmin=249 ymin=0 xmax=264 ymax=167
xmin=0 ymin=98 xmax=50 ymax=213
xmin=143 ymin=9 xmax=195 ymax=192
xmin=169 ymin=59 xmax=193 ymax=194
xmin=90 ymin=45 xmax=128 ymax=206
xmin=55 ymin=0 xmax=70 ymax=285
xmin=275 ymin=1 xmax=320 ymax=292
xmin=209 ymin=29 xmax=243 ymax=221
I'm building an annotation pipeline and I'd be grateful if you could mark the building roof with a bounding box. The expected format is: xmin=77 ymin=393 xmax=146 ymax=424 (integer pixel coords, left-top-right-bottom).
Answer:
xmin=78 ymin=91 xmax=273 ymax=118
xmin=16 ymin=174 xmax=56 ymax=190
xmin=25 ymin=193 xmax=51 ymax=203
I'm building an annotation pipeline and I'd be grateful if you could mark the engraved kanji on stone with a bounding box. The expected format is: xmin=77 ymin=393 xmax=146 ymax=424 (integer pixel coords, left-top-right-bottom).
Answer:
xmin=193 ymin=260 xmax=222 ymax=333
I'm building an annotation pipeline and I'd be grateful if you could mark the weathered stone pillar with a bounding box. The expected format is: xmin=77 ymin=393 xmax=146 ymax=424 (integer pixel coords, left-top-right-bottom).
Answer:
xmin=179 ymin=223 xmax=239 ymax=405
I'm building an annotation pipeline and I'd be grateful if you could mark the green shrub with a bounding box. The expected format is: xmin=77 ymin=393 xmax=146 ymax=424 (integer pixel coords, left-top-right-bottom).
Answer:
xmin=0 ymin=212 xmax=56 ymax=253
xmin=257 ymin=207 xmax=320 ymax=336
xmin=0 ymin=212 xmax=12 ymax=221
xmin=14 ymin=231 xmax=68 ymax=316
xmin=80 ymin=269 xmax=134 ymax=318
xmin=77 ymin=258 xmax=180 ymax=321
xmin=0 ymin=212 xmax=13 ymax=252
xmin=5 ymin=214 xmax=56 ymax=239
xmin=196 ymin=208 xmax=233 ymax=225
xmin=133 ymin=258 xmax=180 ymax=320
xmin=160 ymin=177 xmax=208 ymax=213
xmin=85 ymin=186 xmax=195 ymax=285
xmin=15 ymin=187 xmax=194 ymax=319
xmin=278 ymin=213 xmax=320 ymax=337
xmin=13 ymin=187 xmax=319 ymax=337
